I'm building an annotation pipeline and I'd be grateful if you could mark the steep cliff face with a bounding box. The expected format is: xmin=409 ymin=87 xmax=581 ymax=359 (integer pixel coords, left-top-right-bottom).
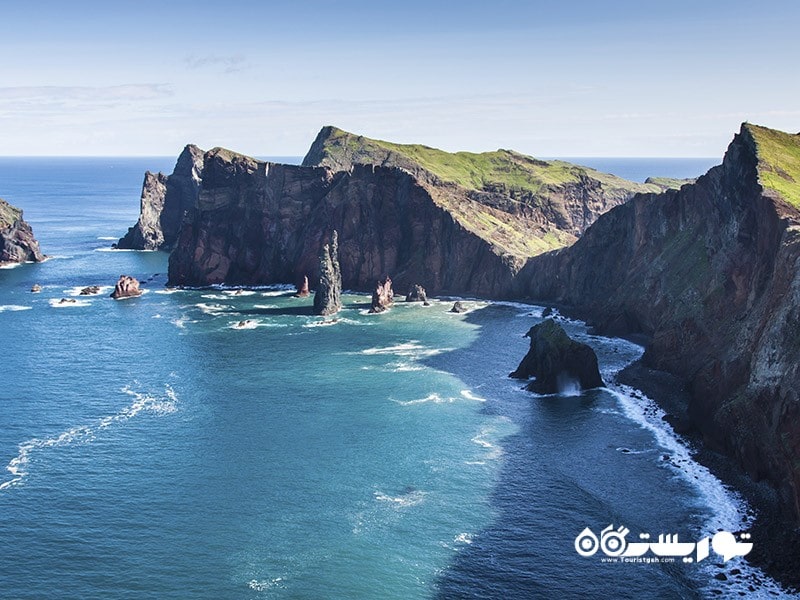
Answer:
xmin=520 ymin=123 xmax=800 ymax=520
xmin=161 ymin=127 xmax=664 ymax=295
xmin=304 ymin=125 xmax=678 ymax=247
xmin=167 ymin=149 xmax=521 ymax=296
xmin=0 ymin=198 xmax=44 ymax=264
xmin=116 ymin=144 xmax=204 ymax=250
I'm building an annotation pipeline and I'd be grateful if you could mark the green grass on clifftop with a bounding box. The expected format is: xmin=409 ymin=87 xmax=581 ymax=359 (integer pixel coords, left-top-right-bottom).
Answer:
xmin=0 ymin=198 xmax=22 ymax=229
xmin=314 ymin=126 xmax=662 ymax=197
xmin=747 ymin=124 xmax=800 ymax=209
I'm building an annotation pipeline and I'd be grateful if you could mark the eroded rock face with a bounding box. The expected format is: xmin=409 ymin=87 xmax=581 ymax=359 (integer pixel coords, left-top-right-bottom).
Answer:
xmin=313 ymin=232 xmax=342 ymax=316
xmin=510 ymin=319 xmax=604 ymax=394
xmin=405 ymin=284 xmax=429 ymax=304
xmin=116 ymin=145 xmax=204 ymax=250
xmin=110 ymin=275 xmax=142 ymax=299
xmin=450 ymin=301 xmax=468 ymax=313
xmin=369 ymin=275 xmax=394 ymax=313
xmin=519 ymin=124 xmax=800 ymax=521
xmin=167 ymin=155 xmax=521 ymax=297
xmin=294 ymin=275 xmax=310 ymax=298
xmin=0 ymin=198 xmax=44 ymax=265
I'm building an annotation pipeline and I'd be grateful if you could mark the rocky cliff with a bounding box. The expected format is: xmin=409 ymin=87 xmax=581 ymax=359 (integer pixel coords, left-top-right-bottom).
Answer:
xmin=0 ymin=198 xmax=44 ymax=265
xmin=519 ymin=123 xmax=800 ymax=521
xmin=304 ymin=126 xmax=676 ymax=252
xmin=116 ymin=144 xmax=204 ymax=250
xmin=156 ymin=127 xmax=661 ymax=296
xmin=510 ymin=319 xmax=604 ymax=394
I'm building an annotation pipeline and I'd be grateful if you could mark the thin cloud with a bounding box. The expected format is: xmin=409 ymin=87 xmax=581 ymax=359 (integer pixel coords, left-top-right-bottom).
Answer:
xmin=184 ymin=54 xmax=247 ymax=73
xmin=0 ymin=84 xmax=173 ymax=101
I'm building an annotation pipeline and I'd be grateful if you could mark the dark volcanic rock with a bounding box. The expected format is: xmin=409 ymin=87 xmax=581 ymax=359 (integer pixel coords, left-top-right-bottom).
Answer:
xmin=110 ymin=275 xmax=143 ymax=299
xmin=510 ymin=319 xmax=604 ymax=394
xmin=450 ymin=301 xmax=468 ymax=313
xmin=116 ymin=145 xmax=204 ymax=250
xmin=519 ymin=123 xmax=800 ymax=522
xmin=369 ymin=275 xmax=394 ymax=313
xmin=405 ymin=284 xmax=429 ymax=304
xmin=294 ymin=275 xmax=310 ymax=298
xmin=79 ymin=286 xmax=101 ymax=295
xmin=30 ymin=284 xmax=42 ymax=293
xmin=0 ymin=198 xmax=44 ymax=265
xmin=313 ymin=231 xmax=342 ymax=316
xmin=166 ymin=153 xmax=522 ymax=297
xmin=157 ymin=126 xmax=652 ymax=296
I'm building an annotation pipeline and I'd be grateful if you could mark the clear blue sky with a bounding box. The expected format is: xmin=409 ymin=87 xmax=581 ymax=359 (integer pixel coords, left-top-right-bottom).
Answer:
xmin=1 ymin=0 xmax=798 ymax=157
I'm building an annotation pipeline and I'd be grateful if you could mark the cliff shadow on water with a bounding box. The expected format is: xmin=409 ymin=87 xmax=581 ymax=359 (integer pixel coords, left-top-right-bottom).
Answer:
xmin=422 ymin=303 xmax=783 ymax=599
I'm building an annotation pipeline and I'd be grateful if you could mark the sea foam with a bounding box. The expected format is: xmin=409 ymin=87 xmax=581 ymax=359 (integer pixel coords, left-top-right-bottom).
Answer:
xmin=0 ymin=384 xmax=178 ymax=491
xmin=0 ymin=305 xmax=32 ymax=312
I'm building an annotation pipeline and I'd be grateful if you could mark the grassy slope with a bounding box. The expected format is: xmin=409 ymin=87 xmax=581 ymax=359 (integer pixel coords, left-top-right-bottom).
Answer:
xmin=0 ymin=198 xmax=22 ymax=229
xmin=316 ymin=126 xmax=663 ymax=197
xmin=747 ymin=124 xmax=800 ymax=209
xmin=310 ymin=127 xmax=673 ymax=258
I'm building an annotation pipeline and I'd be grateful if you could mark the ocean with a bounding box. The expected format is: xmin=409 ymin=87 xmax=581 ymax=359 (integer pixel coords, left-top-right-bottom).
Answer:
xmin=0 ymin=157 xmax=790 ymax=599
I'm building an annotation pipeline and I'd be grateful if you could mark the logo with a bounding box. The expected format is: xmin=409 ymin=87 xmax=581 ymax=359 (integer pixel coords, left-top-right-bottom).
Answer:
xmin=575 ymin=525 xmax=753 ymax=564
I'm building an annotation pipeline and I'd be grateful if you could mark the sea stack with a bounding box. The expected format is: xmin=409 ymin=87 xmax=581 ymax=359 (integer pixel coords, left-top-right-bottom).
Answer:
xmin=405 ymin=284 xmax=430 ymax=305
xmin=313 ymin=231 xmax=342 ymax=316
xmin=0 ymin=198 xmax=44 ymax=265
xmin=510 ymin=319 xmax=604 ymax=394
xmin=369 ymin=275 xmax=394 ymax=313
xmin=450 ymin=301 xmax=468 ymax=313
xmin=110 ymin=275 xmax=143 ymax=299
xmin=294 ymin=275 xmax=310 ymax=298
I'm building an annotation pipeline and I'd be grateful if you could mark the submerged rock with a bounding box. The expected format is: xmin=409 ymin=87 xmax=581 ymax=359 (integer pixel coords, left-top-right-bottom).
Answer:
xmin=30 ymin=284 xmax=42 ymax=293
xmin=510 ymin=319 xmax=604 ymax=394
xmin=450 ymin=301 xmax=468 ymax=313
xmin=110 ymin=275 xmax=143 ymax=299
xmin=313 ymin=231 xmax=342 ymax=316
xmin=369 ymin=275 xmax=394 ymax=313
xmin=405 ymin=284 xmax=430 ymax=305
xmin=294 ymin=275 xmax=310 ymax=298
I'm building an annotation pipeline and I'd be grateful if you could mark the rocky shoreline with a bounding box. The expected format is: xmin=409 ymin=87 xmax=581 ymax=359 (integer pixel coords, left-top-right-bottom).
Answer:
xmin=617 ymin=360 xmax=800 ymax=592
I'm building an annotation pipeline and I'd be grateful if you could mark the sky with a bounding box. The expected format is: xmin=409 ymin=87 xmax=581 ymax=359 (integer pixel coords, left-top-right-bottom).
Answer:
xmin=1 ymin=0 xmax=798 ymax=157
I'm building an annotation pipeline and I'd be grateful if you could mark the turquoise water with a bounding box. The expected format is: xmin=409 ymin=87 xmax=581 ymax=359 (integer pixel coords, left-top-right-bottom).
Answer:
xmin=0 ymin=158 xmax=788 ymax=598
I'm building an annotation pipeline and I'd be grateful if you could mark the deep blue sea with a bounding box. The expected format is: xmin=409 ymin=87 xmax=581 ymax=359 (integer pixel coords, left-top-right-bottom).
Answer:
xmin=0 ymin=157 xmax=790 ymax=599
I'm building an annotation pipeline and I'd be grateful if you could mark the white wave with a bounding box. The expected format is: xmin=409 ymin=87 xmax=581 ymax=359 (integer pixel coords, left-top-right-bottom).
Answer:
xmin=389 ymin=361 xmax=425 ymax=372
xmin=62 ymin=285 xmax=112 ymax=297
xmin=94 ymin=247 xmax=156 ymax=253
xmin=155 ymin=288 xmax=184 ymax=295
xmin=201 ymin=293 xmax=229 ymax=300
xmin=49 ymin=298 xmax=92 ymax=308
xmin=223 ymin=289 xmax=256 ymax=297
xmin=607 ymin=384 xmax=745 ymax=532
xmin=195 ymin=302 xmax=233 ymax=315
xmin=0 ymin=384 xmax=178 ymax=491
xmin=303 ymin=319 xmax=340 ymax=328
xmin=374 ymin=489 xmax=426 ymax=507
xmin=171 ymin=315 xmax=197 ymax=329
xmin=260 ymin=289 xmax=293 ymax=297
xmin=229 ymin=319 xmax=259 ymax=330
xmin=96 ymin=236 xmax=118 ymax=241
xmin=360 ymin=342 xmax=453 ymax=358
xmin=248 ymin=578 xmax=284 ymax=592
xmin=471 ymin=429 xmax=504 ymax=460
xmin=252 ymin=304 xmax=277 ymax=309
xmin=0 ymin=304 xmax=32 ymax=312
xmin=460 ymin=389 xmax=487 ymax=402
xmin=454 ymin=532 xmax=474 ymax=545
xmin=0 ymin=262 xmax=21 ymax=270
xmin=392 ymin=393 xmax=455 ymax=406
